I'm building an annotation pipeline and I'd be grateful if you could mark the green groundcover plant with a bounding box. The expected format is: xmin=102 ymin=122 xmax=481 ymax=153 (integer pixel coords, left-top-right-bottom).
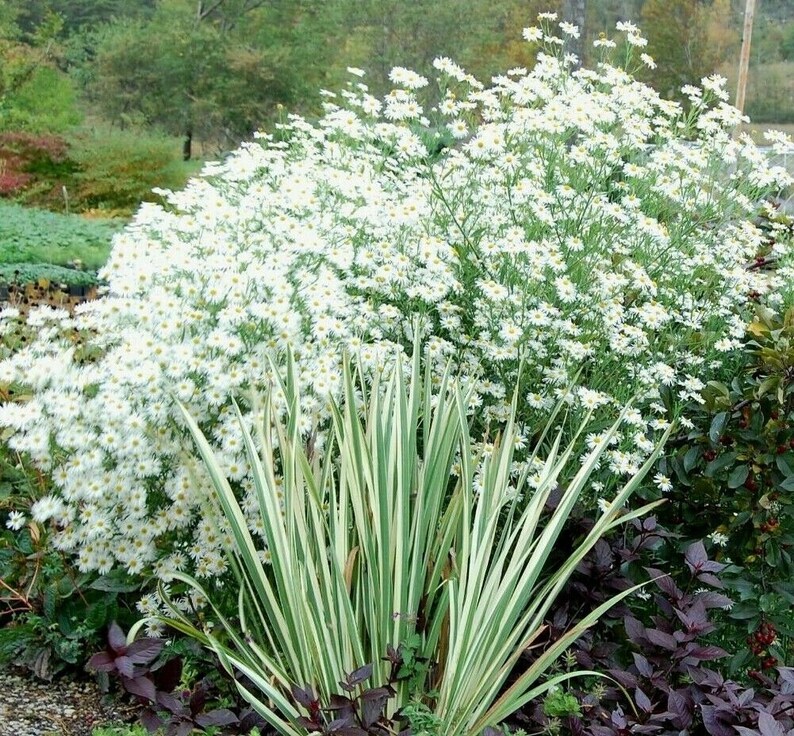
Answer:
xmin=0 ymin=14 xmax=792 ymax=593
xmin=134 ymin=340 xmax=671 ymax=736
xmin=0 ymin=201 xmax=119 ymax=270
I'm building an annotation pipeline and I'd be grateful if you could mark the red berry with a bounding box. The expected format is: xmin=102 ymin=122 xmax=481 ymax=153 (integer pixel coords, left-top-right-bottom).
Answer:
xmin=703 ymin=449 xmax=717 ymax=462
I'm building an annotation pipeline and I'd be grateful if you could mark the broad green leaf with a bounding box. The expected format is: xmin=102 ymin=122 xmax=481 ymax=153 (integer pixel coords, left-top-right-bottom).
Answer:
xmin=708 ymin=412 xmax=728 ymax=444
xmin=727 ymin=464 xmax=749 ymax=489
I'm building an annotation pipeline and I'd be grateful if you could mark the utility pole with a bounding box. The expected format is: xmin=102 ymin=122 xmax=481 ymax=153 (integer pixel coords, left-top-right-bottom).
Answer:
xmin=736 ymin=0 xmax=757 ymax=114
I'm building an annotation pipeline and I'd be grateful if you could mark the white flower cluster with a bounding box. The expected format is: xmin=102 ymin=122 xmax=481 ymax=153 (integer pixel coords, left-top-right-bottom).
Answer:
xmin=1 ymin=20 xmax=792 ymax=581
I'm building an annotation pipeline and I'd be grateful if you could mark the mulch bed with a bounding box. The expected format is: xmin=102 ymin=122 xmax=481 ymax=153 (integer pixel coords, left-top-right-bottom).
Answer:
xmin=0 ymin=666 xmax=138 ymax=736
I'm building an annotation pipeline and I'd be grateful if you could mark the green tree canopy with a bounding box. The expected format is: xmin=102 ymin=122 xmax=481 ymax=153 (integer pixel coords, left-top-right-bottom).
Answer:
xmin=640 ymin=0 xmax=731 ymax=100
xmin=80 ymin=0 xmax=346 ymax=152
xmin=0 ymin=10 xmax=80 ymax=132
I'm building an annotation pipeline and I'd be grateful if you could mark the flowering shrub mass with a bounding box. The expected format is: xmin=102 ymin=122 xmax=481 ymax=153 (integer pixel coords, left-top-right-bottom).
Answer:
xmin=1 ymin=18 xmax=793 ymax=585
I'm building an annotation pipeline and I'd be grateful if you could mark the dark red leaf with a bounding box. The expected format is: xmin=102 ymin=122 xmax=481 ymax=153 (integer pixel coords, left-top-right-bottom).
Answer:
xmin=327 ymin=693 xmax=355 ymax=714
xmin=114 ymin=655 xmax=135 ymax=679
xmin=697 ymin=592 xmax=732 ymax=610
xmin=139 ymin=708 xmax=163 ymax=733
xmin=154 ymin=657 xmax=183 ymax=693
xmin=645 ymin=628 xmax=678 ymax=650
xmin=108 ymin=622 xmax=127 ymax=652
xmin=607 ymin=669 xmax=638 ymax=689
xmin=684 ymin=541 xmax=708 ymax=573
xmin=347 ymin=663 xmax=373 ymax=686
xmin=635 ymin=688 xmax=652 ymax=713
xmin=667 ymin=690 xmax=692 ymax=727
xmin=87 ymin=651 xmax=116 ymax=672
xmin=297 ymin=716 xmax=322 ymax=730
xmin=641 ymin=516 xmax=657 ymax=532
xmin=624 ymin=616 xmax=647 ymax=643
xmin=239 ymin=708 xmax=266 ymax=731
xmin=361 ymin=687 xmax=391 ymax=727
xmin=157 ymin=690 xmax=190 ymax=717
xmin=196 ymin=708 xmax=239 ymax=727
xmin=674 ymin=600 xmax=710 ymax=633
xmin=697 ymin=572 xmax=724 ymax=588
xmin=738 ymin=688 xmax=757 ymax=707
xmin=683 ymin=544 xmax=726 ymax=576
xmin=610 ymin=707 xmax=627 ymax=729
xmin=686 ymin=645 xmax=728 ymax=661
xmin=632 ymin=653 xmax=653 ymax=678
xmin=701 ymin=705 xmax=735 ymax=736
xmin=127 ymin=638 xmax=164 ymax=664
xmin=327 ymin=716 xmax=355 ymax=731
xmin=647 ymin=567 xmax=682 ymax=599
xmin=686 ymin=666 xmax=724 ymax=688
xmin=592 ymin=539 xmax=613 ymax=570
xmin=122 ymin=674 xmax=157 ymax=702
xmin=189 ymin=683 xmax=208 ymax=715
xmin=758 ymin=712 xmax=786 ymax=736
xmin=361 ymin=686 xmax=393 ymax=700
xmin=291 ymin=684 xmax=318 ymax=709
xmin=171 ymin=720 xmax=194 ymax=736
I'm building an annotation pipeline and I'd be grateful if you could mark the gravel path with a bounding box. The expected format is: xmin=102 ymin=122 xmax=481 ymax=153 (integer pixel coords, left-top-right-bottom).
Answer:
xmin=0 ymin=668 xmax=137 ymax=736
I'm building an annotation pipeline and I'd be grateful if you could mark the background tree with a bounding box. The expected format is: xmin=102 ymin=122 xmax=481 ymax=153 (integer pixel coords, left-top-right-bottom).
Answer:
xmin=81 ymin=0 xmax=337 ymax=156
xmin=587 ymin=0 xmax=643 ymax=31
xmin=0 ymin=10 xmax=80 ymax=133
xmin=333 ymin=0 xmax=538 ymax=94
xmin=640 ymin=0 xmax=730 ymax=100
xmin=7 ymin=0 xmax=154 ymax=38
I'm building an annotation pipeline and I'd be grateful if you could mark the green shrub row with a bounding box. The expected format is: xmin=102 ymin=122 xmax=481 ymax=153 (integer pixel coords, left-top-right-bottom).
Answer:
xmin=0 ymin=128 xmax=200 ymax=216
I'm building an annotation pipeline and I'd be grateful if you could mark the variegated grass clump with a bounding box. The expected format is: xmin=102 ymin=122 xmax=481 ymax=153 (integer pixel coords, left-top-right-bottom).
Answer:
xmin=142 ymin=344 xmax=671 ymax=736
